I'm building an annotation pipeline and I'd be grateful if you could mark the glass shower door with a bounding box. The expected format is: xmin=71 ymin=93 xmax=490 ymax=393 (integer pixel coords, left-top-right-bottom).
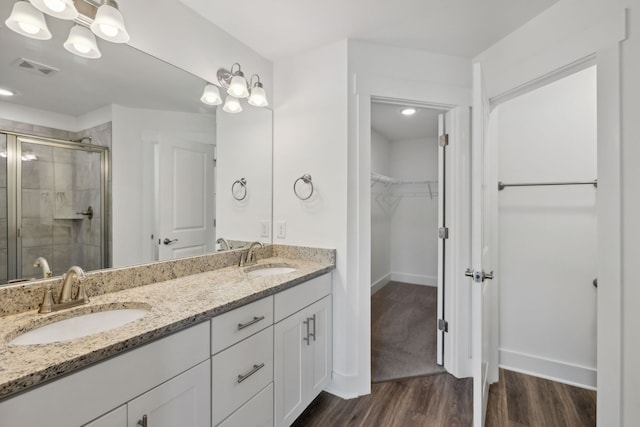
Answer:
xmin=18 ymin=138 xmax=105 ymax=278
xmin=0 ymin=134 xmax=7 ymax=283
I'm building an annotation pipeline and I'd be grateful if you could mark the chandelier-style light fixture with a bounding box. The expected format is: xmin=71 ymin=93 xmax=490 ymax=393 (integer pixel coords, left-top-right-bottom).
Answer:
xmin=201 ymin=63 xmax=269 ymax=113
xmin=4 ymin=0 xmax=130 ymax=59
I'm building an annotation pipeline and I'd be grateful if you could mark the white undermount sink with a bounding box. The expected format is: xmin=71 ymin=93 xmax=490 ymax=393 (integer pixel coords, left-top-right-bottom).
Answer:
xmin=10 ymin=308 xmax=149 ymax=346
xmin=246 ymin=266 xmax=297 ymax=277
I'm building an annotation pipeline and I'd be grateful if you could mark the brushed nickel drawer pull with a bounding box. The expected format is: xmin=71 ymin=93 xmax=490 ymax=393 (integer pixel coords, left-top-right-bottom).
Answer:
xmin=237 ymin=363 xmax=265 ymax=383
xmin=237 ymin=315 xmax=265 ymax=330
xmin=310 ymin=314 xmax=317 ymax=342
xmin=303 ymin=318 xmax=310 ymax=345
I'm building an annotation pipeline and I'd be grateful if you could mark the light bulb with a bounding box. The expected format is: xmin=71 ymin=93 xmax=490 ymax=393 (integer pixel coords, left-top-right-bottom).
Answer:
xmin=18 ymin=21 xmax=39 ymax=34
xmin=99 ymin=23 xmax=118 ymax=37
xmin=43 ymin=0 xmax=65 ymax=12
xmin=223 ymin=96 xmax=242 ymax=113
xmin=74 ymin=42 xmax=91 ymax=54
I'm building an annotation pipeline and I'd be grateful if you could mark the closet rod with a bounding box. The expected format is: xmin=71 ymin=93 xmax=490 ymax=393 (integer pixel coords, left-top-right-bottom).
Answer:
xmin=498 ymin=180 xmax=597 ymax=191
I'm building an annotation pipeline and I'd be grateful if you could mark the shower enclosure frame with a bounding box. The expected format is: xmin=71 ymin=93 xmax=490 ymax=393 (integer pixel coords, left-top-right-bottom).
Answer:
xmin=2 ymin=131 xmax=110 ymax=282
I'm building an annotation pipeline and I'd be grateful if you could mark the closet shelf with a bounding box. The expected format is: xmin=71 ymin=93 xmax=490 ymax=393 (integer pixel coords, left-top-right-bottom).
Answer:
xmin=371 ymin=172 xmax=438 ymax=200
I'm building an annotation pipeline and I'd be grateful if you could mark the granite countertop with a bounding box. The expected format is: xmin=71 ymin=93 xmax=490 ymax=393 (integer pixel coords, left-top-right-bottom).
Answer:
xmin=0 ymin=256 xmax=333 ymax=400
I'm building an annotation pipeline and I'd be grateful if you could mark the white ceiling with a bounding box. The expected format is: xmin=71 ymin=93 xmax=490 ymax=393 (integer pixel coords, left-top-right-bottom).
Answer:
xmin=371 ymin=102 xmax=442 ymax=142
xmin=178 ymin=0 xmax=558 ymax=61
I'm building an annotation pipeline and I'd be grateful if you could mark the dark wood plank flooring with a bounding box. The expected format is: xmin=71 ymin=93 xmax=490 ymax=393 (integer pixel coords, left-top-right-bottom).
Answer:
xmin=292 ymin=369 xmax=596 ymax=427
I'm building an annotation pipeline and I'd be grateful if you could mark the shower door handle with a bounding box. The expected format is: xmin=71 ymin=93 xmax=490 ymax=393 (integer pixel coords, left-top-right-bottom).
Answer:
xmin=163 ymin=238 xmax=179 ymax=245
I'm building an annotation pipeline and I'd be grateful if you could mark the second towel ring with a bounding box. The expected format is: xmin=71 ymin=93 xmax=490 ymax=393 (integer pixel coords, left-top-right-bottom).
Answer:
xmin=232 ymin=178 xmax=247 ymax=201
xmin=294 ymin=174 xmax=314 ymax=200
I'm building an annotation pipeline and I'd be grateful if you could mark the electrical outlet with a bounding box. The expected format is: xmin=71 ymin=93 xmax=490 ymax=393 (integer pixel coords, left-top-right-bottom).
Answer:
xmin=276 ymin=221 xmax=286 ymax=239
xmin=260 ymin=220 xmax=270 ymax=238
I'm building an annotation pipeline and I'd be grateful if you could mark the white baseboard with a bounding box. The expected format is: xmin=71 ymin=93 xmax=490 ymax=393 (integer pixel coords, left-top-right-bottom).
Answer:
xmin=324 ymin=371 xmax=361 ymax=399
xmin=499 ymin=349 xmax=597 ymax=390
xmin=371 ymin=274 xmax=391 ymax=294
xmin=390 ymin=272 xmax=437 ymax=287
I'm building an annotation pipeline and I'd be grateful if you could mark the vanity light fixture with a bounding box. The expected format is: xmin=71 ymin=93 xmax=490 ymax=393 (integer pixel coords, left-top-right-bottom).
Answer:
xmin=90 ymin=0 xmax=129 ymax=43
xmin=0 ymin=88 xmax=16 ymax=97
xmin=213 ymin=63 xmax=269 ymax=112
xmin=4 ymin=0 xmax=130 ymax=59
xmin=30 ymin=0 xmax=78 ymax=20
xmin=5 ymin=1 xmax=52 ymax=40
xmin=63 ymin=24 xmax=101 ymax=59
xmin=401 ymin=107 xmax=417 ymax=116
xmin=200 ymin=84 xmax=223 ymax=106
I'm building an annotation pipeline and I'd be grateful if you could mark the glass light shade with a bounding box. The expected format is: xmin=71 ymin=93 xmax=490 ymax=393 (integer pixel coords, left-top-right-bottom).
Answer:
xmin=223 ymin=96 xmax=243 ymax=114
xmin=248 ymin=86 xmax=268 ymax=107
xmin=200 ymin=84 xmax=222 ymax=106
xmin=30 ymin=0 xmax=78 ymax=20
xmin=64 ymin=25 xmax=102 ymax=59
xmin=227 ymin=75 xmax=249 ymax=98
xmin=5 ymin=1 xmax=52 ymax=40
xmin=90 ymin=3 xmax=130 ymax=43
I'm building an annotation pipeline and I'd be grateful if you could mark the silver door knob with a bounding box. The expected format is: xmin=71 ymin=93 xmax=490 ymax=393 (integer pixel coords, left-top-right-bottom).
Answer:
xmin=163 ymin=238 xmax=178 ymax=245
xmin=465 ymin=268 xmax=494 ymax=282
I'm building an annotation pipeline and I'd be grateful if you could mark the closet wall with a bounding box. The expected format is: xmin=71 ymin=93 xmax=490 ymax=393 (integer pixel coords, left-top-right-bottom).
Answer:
xmin=370 ymin=127 xmax=439 ymax=290
xmin=497 ymin=66 xmax=597 ymax=388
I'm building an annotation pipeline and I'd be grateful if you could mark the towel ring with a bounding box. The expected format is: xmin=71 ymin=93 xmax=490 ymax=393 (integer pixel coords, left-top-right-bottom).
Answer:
xmin=294 ymin=174 xmax=313 ymax=200
xmin=232 ymin=178 xmax=247 ymax=201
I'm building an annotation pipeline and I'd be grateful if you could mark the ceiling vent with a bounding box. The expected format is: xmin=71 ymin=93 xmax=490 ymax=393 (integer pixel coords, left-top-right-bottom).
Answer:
xmin=12 ymin=58 xmax=59 ymax=78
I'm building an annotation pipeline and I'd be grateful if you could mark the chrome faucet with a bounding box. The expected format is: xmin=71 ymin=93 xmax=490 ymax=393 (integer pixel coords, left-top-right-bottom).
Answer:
xmin=39 ymin=266 xmax=89 ymax=314
xmin=239 ymin=242 xmax=264 ymax=267
xmin=216 ymin=237 xmax=231 ymax=251
xmin=33 ymin=257 xmax=52 ymax=279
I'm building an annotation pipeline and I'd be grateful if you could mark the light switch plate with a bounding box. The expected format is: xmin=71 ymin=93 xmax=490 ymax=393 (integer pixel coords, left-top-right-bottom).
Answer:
xmin=276 ymin=221 xmax=286 ymax=239
xmin=260 ymin=220 xmax=270 ymax=238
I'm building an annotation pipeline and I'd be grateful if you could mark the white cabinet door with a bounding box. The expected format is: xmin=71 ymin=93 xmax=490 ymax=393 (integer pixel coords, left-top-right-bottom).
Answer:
xmin=83 ymin=406 xmax=126 ymax=427
xmin=308 ymin=296 xmax=332 ymax=398
xmin=127 ymin=360 xmax=210 ymax=427
xmin=274 ymin=295 xmax=332 ymax=427
xmin=274 ymin=309 xmax=306 ymax=427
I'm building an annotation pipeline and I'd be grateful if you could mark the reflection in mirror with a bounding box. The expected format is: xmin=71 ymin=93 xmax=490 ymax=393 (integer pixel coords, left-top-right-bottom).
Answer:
xmin=0 ymin=6 xmax=272 ymax=284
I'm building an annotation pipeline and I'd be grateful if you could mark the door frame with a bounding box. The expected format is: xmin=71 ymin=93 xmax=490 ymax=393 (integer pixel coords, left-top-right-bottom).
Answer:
xmin=349 ymin=76 xmax=473 ymax=396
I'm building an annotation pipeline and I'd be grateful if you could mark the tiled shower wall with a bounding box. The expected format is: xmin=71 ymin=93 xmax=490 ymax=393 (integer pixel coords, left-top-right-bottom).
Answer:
xmin=0 ymin=119 xmax=111 ymax=280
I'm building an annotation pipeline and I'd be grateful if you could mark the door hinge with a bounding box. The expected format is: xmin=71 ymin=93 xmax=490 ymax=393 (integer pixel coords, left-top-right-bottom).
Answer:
xmin=438 ymin=227 xmax=449 ymax=239
xmin=439 ymin=134 xmax=449 ymax=147
xmin=438 ymin=318 xmax=448 ymax=333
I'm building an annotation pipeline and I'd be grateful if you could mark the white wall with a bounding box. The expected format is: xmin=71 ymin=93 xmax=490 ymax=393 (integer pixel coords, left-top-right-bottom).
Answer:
xmin=216 ymin=107 xmax=272 ymax=244
xmin=111 ymin=105 xmax=215 ymax=267
xmin=497 ymin=67 xmax=597 ymax=388
xmin=0 ymin=102 xmax=111 ymax=133
xmin=371 ymin=130 xmax=391 ymax=289
xmin=272 ymin=40 xmax=352 ymax=393
xmin=121 ymin=0 xmax=272 ymax=100
xmin=389 ymin=137 xmax=439 ymax=286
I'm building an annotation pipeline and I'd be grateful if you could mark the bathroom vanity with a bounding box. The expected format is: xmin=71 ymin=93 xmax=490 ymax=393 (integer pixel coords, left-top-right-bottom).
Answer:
xmin=0 ymin=245 xmax=334 ymax=427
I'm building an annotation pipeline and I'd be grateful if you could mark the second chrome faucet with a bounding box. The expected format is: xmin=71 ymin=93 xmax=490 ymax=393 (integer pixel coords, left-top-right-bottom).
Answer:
xmin=239 ymin=242 xmax=264 ymax=267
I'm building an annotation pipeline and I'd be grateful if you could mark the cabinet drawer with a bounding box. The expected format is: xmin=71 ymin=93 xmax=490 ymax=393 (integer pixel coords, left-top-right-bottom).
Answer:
xmin=217 ymin=383 xmax=273 ymax=427
xmin=274 ymin=273 xmax=331 ymax=322
xmin=211 ymin=295 xmax=273 ymax=354
xmin=212 ymin=326 xmax=274 ymax=425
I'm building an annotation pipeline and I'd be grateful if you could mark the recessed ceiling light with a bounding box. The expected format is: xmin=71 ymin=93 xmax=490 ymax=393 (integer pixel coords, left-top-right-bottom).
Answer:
xmin=0 ymin=88 xmax=15 ymax=97
xmin=401 ymin=107 xmax=416 ymax=116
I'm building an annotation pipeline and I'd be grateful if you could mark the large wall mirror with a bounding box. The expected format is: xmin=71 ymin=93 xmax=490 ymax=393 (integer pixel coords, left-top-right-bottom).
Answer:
xmin=0 ymin=8 xmax=273 ymax=284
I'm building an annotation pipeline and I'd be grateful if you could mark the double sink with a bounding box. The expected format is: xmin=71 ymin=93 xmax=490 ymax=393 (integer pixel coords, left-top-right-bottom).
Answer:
xmin=8 ymin=263 xmax=297 ymax=346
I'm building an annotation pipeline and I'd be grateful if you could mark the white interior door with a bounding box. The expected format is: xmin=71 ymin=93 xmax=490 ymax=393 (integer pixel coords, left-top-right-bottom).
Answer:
xmin=471 ymin=63 xmax=499 ymax=426
xmin=158 ymin=135 xmax=215 ymax=261
xmin=436 ymin=113 xmax=446 ymax=366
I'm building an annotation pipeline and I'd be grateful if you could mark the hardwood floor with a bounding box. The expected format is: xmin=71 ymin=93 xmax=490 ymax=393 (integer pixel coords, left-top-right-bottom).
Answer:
xmin=292 ymin=369 xmax=596 ymax=427
xmin=486 ymin=369 xmax=596 ymax=427
xmin=291 ymin=373 xmax=472 ymax=427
